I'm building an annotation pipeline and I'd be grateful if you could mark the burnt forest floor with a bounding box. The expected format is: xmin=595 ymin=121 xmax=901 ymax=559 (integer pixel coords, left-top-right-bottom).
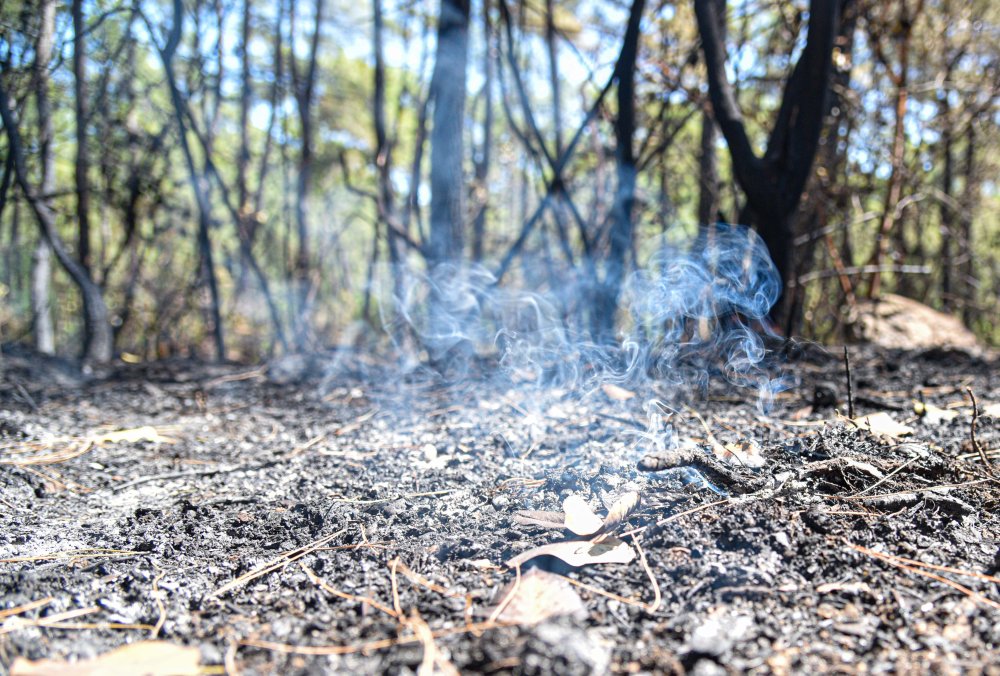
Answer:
xmin=1 ymin=343 xmax=999 ymax=674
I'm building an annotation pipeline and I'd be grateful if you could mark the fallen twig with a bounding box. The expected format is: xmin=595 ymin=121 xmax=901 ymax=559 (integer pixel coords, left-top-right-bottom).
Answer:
xmin=209 ymin=528 xmax=347 ymax=598
xmin=0 ymin=597 xmax=54 ymax=620
xmin=848 ymin=542 xmax=1000 ymax=611
xmin=966 ymin=388 xmax=993 ymax=473
xmin=238 ymin=619 xmax=516 ymax=656
xmin=843 ymin=346 xmax=855 ymax=419
xmin=113 ymin=459 xmax=284 ymax=492
xmin=300 ymin=563 xmax=398 ymax=618
xmin=0 ymin=548 xmax=143 ymax=564
xmin=631 ymin=533 xmax=661 ymax=614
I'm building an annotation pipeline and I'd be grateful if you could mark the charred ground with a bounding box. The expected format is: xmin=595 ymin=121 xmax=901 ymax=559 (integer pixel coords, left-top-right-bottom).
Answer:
xmin=1 ymin=344 xmax=999 ymax=674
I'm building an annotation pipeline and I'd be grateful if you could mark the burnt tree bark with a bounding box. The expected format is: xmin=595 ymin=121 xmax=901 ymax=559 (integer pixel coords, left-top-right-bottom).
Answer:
xmin=147 ymin=0 xmax=227 ymax=360
xmin=427 ymin=0 xmax=471 ymax=266
xmin=0 ymin=82 xmax=114 ymax=365
xmin=593 ymin=0 xmax=645 ymax=343
xmin=867 ymin=0 xmax=925 ymax=298
xmin=695 ymin=0 xmax=841 ymax=321
xmin=289 ymin=0 xmax=325 ymax=349
xmin=72 ymin=0 xmax=93 ymax=275
xmin=31 ymin=0 xmax=57 ymax=355
xmin=471 ymin=0 xmax=494 ymax=262
xmin=696 ymin=0 xmax=725 ymax=228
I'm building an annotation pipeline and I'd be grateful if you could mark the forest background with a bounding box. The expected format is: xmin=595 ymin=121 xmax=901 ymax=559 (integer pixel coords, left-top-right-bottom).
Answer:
xmin=0 ymin=0 xmax=997 ymax=364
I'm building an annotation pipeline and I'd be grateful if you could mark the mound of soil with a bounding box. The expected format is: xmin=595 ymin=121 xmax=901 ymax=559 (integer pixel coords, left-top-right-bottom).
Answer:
xmin=1 ymin=344 xmax=998 ymax=674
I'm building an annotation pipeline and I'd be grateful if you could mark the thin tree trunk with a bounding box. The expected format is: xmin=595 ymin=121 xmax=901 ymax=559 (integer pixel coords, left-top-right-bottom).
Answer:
xmin=695 ymin=0 xmax=842 ymax=322
xmin=697 ymin=106 xmax=720 ymax=227
xmin=544 ymin=0 xmax=562 ymax=157
xmin=867 ymin=0 xmax=924 ymax=298
xmin=471 ymin=0 xmax=494 ymax=261
xmin=427 ymin=0 xmax=471 ymax=266
xmin=594 ymin=0 xmax=645 ymax=342
xmin=696 ymin=0 xmax=724 ymax=228
xmin=0 ymin=82 xmax=114 ymax=365
xmin=959 ymin=124 xmax=977 ymax=326
xmin=148 ymin=0 xmax=226 ymax=360
xmin=289 ymin=0 xmax=325 ymax=349
xmin=938 ymin=92 xmax=954 ymax=309
xmin=31 ymin=0 xmax=57 ymax=355
xmin=72 ymin=0 xmax=92 ymax=275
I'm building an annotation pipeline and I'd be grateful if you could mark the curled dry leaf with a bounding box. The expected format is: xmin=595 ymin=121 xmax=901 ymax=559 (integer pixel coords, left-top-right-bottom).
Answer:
xmin=913 ymin=401 xmax=958 ymax=425
xmin=492 ymin=569 xmax=586 ymax=624
xmin=717 ymin=440 xmax=766 ymax=468
xmin=11 ymin=641 xmax=200 ymax=676
xmin=506 ymin=537 xmax=636 ymax=569
xmin=601 ymin=383 xmax=636 ymax=401
xmin=512 ymin=510 xmax=566 ymax=530
xmin=849 ymin=412 xmax=914 ymax=440
xmin=595 ymin=491 xmax=640 ymax=538
xmin=562 ymin=495 xmax=603 ymax=536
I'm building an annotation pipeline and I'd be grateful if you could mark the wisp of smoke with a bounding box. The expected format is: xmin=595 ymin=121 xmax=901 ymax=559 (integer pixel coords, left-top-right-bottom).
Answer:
xmin=370 ymin=223 xmax=791 ymax=412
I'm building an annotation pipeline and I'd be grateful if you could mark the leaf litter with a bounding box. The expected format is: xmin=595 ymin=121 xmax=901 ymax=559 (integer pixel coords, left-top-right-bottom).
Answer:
xmin=1 ymin=345 xmax=999 ymax=673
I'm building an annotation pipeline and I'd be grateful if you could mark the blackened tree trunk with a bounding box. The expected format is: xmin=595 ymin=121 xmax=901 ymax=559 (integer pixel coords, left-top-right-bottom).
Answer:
xmin=471 ymin=0 xmax=494 ymax=262
xmin=593 ymin=0 xmax=645 ymax=343
xmin=152 ymin=0 xmax=226 ymax=360
xmin=867 ymin=0 xmax=924 ymax=298
xmin=0 ymin=82 xmax=114 ymax=365
xmin=695 ymin=0 xmax=841 ymax=321
xmin=289 ymin=0 xmax=325 ymax=349
xmin=697 ymin=107 xmax=720 ymax=227
xmin=427 ymin=0 xmax=471 ymax=267
xmin=72 ymin=0 xmax=92 ymax=275
xmin=696 ymin=0 xmax=725 ymax=228
xmin=31 ymin=0 xmax=57 ymax=355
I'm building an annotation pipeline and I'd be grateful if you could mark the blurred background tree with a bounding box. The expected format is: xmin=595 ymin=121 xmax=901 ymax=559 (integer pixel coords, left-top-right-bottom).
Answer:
xmin=0 ymin=0 xmax=997 ymax=362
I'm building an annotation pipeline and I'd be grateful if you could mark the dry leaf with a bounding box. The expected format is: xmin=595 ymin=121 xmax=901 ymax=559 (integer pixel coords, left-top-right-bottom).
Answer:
xmin=492 ymin=569 xmax=585 ymax=624
xmin=981 ymin=402 xmax=1000 ymax=418
xmin=596 ymin=491 xmax=640 ymax=537
xmin=717 ymin=440 xmax=766 ymax=468
xmin=506 ymin=537 xmax=635 ymax=569
xmin=97 ymin=426 xmax=177 ymax=445
xmin=513 ymin=510 xmax=566 ymax=530
xmin=850 ymin=412 xmax=914 ymax=439
xmin=562 ymin=495 xmax=603 ymax=536
xmin=913 ymin=401 xmax=958 ymax=425
xmin=816 ymin=581 xmax=874 ymax=595
xmin=601 ymin=384 xmax=636 ymax=401
xmin=11 ymin=641 xmax=200 ymax=676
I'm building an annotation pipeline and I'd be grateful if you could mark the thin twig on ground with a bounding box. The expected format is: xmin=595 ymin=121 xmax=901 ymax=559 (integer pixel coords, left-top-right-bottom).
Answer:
xmin=209 ymin=528 xmax=347 ymax=598
xmin=844 ymin=346 xmax=855 ymax=419
xmin=966 ymin=388 xmax=993 ymax=473
xmin=300 ymin=563 xmax=399 ymax=618
xmin=848 ymin=542 xmax=1000 ymax=610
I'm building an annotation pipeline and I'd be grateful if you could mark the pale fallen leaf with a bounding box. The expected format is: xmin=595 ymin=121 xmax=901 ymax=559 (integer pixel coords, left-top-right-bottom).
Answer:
xmin=913 ymin=401 xmax=958 ymax=425
xmin=506 ymin=537 xmax=635 ymax=569
xmin=717 ymin=440 xmax=766 ymax=468
xmin=596 ymin=491 xmax=640 ymax=537
xmin=850 ymin=412 xmax=914 ymax=439
xmin=11 ymin=641 xmax=200 ymax=676
xmin=512 ymin=510 xmax=566 ymax=530
xmin=562 ymin=495 xmax=603 ymax=536
xmin=466 ymin=558 xmax=501 ymax=571
xmin=981 ymin=402 xmax=1000 ymax=418
xmin=492 ymin=569 xmax=586 ymax=624
xmin=601 ymin=383 xmax=636 ymax=401
xmin=816 ymin=581 xmax=874 ymax=595
xmin=97 ymin=426 xmax=177 ymax=445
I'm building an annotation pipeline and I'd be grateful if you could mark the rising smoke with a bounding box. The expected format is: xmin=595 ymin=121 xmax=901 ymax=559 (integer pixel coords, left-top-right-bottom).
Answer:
xmin=365 ymin=223 xmax=792 ymax=413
